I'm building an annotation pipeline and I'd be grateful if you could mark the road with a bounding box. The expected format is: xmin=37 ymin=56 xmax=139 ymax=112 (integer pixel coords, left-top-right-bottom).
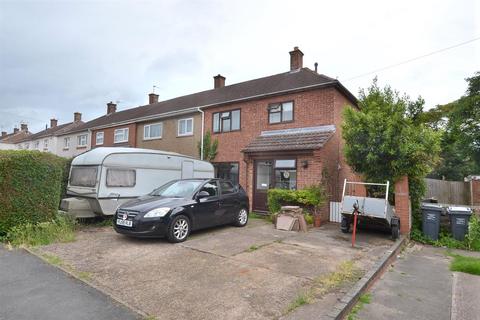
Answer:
xmin=0 ymin=246 xmax=139 ymax=320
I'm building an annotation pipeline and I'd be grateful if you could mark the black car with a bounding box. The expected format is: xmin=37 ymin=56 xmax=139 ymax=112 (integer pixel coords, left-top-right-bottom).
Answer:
xmin=114 ymin=178 xmax=249 ymax=242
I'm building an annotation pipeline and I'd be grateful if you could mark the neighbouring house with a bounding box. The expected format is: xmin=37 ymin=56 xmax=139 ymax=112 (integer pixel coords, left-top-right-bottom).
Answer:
xmin=0 ymin=124 xmax=31 ymax=149
xmin=16 ymin=113 xmax=85 ymax=155
xmin=54 ymin=113 xmax=91 ymax=158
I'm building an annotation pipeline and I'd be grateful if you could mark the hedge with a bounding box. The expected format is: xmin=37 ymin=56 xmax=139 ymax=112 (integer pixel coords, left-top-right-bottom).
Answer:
xmin=0 ymin=150 xmax=70 ymax=236
xmin=267 ymin=184 xmax=327 ymax=214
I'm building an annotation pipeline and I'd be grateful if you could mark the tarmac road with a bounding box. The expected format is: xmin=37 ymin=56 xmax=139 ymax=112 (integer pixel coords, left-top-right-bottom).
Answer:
xmin=0 ymin=246 xmax=139 ymax=320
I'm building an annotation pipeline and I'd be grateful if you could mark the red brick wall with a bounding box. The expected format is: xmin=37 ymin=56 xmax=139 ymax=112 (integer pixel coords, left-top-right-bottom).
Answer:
xmin=91 ymin=123 xmax=137 ymax=148
xmin=395 ymin=176 xmax=411 ymax=234
xmin=204 ymin=87 xmax=360 ymax=214
xmin=472 ymin=179 xmax=480 ymax=207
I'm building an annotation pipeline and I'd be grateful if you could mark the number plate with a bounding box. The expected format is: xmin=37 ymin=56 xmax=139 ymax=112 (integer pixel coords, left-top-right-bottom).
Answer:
xmin=116 ymin=219 xmax=133 ymax=227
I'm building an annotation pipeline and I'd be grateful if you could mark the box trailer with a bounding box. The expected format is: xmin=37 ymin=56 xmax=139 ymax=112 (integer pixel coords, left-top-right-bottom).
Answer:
xmin=60 ymin=147 xmax=214 ymax=218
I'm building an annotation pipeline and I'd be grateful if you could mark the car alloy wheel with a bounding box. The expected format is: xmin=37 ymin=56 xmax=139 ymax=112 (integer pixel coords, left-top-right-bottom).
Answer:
xmin=173 ymin=218 xmax=189 ymax=241
xmin=234 ymin=208 xmax=248 ymax=227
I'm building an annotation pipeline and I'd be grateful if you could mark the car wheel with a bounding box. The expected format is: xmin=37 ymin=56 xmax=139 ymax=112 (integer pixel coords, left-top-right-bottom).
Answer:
xmin=167 ymin=215 xmax=191 ymax=243
xmin=233 ymin=208 xmax=248 ymax=227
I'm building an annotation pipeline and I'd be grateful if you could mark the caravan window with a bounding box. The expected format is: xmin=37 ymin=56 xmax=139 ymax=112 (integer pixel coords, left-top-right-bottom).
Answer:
xmin=70 ymin=166 xmax=98 ymax=187
xmin=106 ymin=169 xmax=136 ymax=187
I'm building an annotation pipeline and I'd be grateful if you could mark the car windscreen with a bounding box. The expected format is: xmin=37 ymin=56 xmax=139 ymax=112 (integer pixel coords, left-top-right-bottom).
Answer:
xmin=150 ymin=180 xmax=204 ymax=198
xmin=70 ymin=166 xmax=98 ymax=187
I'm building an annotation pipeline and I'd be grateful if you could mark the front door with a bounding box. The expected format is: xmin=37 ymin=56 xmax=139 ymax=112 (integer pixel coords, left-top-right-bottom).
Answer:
xmin=253 ymin=160 xmax=273 ymax=212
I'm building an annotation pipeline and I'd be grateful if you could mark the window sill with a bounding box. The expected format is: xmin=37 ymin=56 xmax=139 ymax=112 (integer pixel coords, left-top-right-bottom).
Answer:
xmin=96 ymin=143 xmax=104 ymax=146
xmin=177 ymin=134 xmax=193 ymax=138
xmin=268 ymin=120 xmax=294 ymax=126
xmin=63 ymin=148 xmax=70 ymax=151
xmin=76 ymin=146 xmax=87 ymax=149
xmin=212 ymin=129 xmax=241 ymax=134
xmin=114 ymin=140 xmax=128 ymax=144
xmin=143 ymin=137 xmax=162 ymax=141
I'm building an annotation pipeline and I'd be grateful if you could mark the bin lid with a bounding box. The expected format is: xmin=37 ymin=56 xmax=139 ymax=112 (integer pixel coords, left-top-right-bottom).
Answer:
xmin=421 ymin=203 xmax=444 ymax=211
xmin=447 ymin=206 xmax=472 ymax=214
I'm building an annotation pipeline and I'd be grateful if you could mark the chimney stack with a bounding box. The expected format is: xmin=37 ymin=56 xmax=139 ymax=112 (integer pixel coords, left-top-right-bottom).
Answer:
xmin=50 ymin=118 xmax=58 ymax=128
xmin=289 ymin=46 xmax=304 ymax=71
xmin=21 ymin=123 xmax=28 ymax=131
xmin=107 ymin=101 xmax=117 ymax=114
xmin=14 ymin=128 xmax=19 ymax=133
xmin=74 ymin=112 xmax=82 ymax=122
xmin=2 ymin=131 xmax=7 ymax=137
xmin=149 ymin=93 xmax=159 ymax=104
xmin=214 ymin=74 xmax=226 ymax=89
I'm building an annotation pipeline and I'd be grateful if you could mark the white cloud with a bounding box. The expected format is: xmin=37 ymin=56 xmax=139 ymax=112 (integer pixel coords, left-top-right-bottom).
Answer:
xmin=0 ymin=0 xmax=478 ymax=133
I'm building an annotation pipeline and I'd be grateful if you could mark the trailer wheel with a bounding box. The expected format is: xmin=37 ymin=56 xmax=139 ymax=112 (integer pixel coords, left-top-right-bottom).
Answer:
xmin=341 ymin=216 xmax=350 ymax=233
xmin=391 ymin=217 xmax=400 ymax=240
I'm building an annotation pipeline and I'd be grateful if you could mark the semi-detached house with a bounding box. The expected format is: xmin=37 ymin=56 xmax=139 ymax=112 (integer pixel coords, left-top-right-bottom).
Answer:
xmin=85 ymin=47 xmax=361 ymax=218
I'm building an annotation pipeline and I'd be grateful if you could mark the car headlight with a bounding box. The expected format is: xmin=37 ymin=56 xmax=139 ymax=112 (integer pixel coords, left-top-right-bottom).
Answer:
xmin=144 ymin=207 xmax=171 ymax=218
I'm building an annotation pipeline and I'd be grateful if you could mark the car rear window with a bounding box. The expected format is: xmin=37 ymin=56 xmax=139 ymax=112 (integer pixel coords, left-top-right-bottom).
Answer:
xmin=70 ymin=166 xmax=98 ymax=187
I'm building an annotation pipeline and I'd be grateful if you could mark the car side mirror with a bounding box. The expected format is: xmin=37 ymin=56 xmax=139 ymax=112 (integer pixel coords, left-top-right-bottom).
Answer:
xmin=196 ymin=191 xmax=210 ymax=201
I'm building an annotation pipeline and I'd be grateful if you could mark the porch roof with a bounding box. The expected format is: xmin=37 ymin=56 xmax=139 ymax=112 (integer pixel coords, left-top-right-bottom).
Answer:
xmin=242 ymin=125 xmax=335 ymax=153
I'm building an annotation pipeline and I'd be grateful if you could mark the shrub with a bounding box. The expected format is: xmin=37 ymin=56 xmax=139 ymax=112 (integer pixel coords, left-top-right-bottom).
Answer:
xmin=0 ymin=150 xmax=69 ymax=236
xmin=6 ymin=213 xmax=76 ymax=247
xmin=467 ymin=214 xmax=480 ymax=251
xmin=267 ymin=184 xmax=327 ymax=214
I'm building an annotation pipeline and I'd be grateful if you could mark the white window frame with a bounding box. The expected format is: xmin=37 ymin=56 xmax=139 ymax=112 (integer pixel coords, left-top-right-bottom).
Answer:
xmin=77 ymin=134 xmax=88 ymax=147
xmin=96 ymin=132 xmax=104 ymax=145
xmin=24 ymin=143 xmax=29 ymax=150
xmin=34 ymin=141 xmax=39 ymax=149
xmin=114 ymin=128 xmax=129 ymax=143
xmin=63 ymin=137 xmax=70 ymax=149
xmin=143 ymin=122 xmax=163 ymax=140
xmin=43 ymin=139 xmax=48 ymax=149
xmin=177 ymin=118 xmax=194 ymax=137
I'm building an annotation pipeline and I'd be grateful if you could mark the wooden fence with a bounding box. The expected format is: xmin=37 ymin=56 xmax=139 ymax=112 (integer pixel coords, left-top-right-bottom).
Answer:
xmin=424 ymin=178 xmax=471 ymax=205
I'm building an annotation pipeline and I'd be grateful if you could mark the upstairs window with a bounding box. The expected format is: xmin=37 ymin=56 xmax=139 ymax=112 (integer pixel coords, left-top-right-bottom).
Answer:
xmin=268 ymin=101 xmax=293 ymax=124
xmin=64 ymin=137 xmax=70 ymax=149
xmin=77 ymin=134 xmax=88 ymax=146
xmin=114 ymin=128 xmax=129 ymax=143
xmin=96 ymin=132 xmax=104 ymax=145
xmin=178 ymin=118 xmax=193 ymax=136
xmin=213 ymin=109 xmax=240 ymax=133
xmin=144 ymin=123 xmax=163 ymax=140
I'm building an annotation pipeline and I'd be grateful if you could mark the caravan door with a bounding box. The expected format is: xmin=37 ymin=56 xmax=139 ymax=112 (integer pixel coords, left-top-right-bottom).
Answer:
xmin=182 ymin=161 xmax=194 ymax=179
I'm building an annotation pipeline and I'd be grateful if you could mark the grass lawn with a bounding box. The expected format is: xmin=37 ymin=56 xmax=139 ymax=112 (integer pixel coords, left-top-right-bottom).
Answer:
xmin=450 ymin=254 xmax=480 ymax=276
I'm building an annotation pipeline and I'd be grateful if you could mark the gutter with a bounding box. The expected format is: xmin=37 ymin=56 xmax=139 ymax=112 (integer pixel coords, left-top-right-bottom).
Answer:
xmin=197 ymin=107 xmax=205 ymax=160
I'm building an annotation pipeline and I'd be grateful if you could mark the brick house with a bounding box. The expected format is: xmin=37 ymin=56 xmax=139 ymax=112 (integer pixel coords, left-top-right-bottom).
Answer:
xmin=201 ymin=47 xmax=360 ymax=214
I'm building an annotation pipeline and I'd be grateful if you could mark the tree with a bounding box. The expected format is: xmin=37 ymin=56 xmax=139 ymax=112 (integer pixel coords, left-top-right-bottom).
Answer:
xmin=342 ymin=79 xmax=441 ymax=226
xmin=425 ymin=72 xmax=480 ymax=180
xmin=197 ymin=130 xmax=218 ymax=162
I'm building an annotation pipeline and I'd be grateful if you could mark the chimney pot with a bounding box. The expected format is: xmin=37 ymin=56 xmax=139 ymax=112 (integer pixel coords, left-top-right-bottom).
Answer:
xmin=50 ymin=119 xmax=58 ymax=128
xmin=21 ymin=123 xmax=28 ymax=131
xmin=289 ymin=46 xmax=304 ymax=71
xmin=214 ymin=74 xmax=226 ymax=89
xmin=74 ymin=112 xmax=82 ymax=122
xmin=149 ymin=93 xmax=159 ymax=104
xmin=1 ymin=131 xmax=6 ymax=137
xmin=107 ymin=101 xmax=117 ymax=114
xmin=14 ymin=128 xmax=19 ymax=133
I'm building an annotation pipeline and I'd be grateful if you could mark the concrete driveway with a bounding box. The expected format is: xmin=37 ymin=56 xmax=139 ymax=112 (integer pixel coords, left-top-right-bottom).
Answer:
xmin=36 ymin=219 xmax=393 ymax=320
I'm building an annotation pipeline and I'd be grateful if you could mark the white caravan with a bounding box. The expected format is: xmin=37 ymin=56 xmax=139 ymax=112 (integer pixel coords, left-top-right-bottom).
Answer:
xmin=61 ymin=147 xmax=214 ymax=218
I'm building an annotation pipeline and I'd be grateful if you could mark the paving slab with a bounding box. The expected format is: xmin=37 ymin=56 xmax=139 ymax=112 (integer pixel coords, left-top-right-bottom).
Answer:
xmin=452 ymin=272 xmax=480 ymax=320
xmin=0 ymin=246 xmax=139 ymax=320
xmin=357 ymin=244 xmax=453 ymax=320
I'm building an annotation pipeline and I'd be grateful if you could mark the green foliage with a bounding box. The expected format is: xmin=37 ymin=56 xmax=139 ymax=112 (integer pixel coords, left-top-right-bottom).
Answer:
xmin=466 ymin=215 xmax=480 ymax=251
xmin=342 ymin=78 xmax=441 ymax=227
xmin=267 ymin=184 xmax=327 ymax=214
xmin=197 ymin=130 xmax=219 ymax=161
xmin=410 ymin=229 xmax=468 ymax=250
xmin=6 ymin=213 xmax=76 ymax=247
xmin=450 ymin=254 xmax=480 ymax=276
xmin=304 ymin=214 xmax=314 ymax=225
xmin=0 ymin=150 xmax=70 ymax=236
xmin=348 ymin=293 xmax=372 ymax=320
xmin=426 ymin=72 xmax=480 ymax=180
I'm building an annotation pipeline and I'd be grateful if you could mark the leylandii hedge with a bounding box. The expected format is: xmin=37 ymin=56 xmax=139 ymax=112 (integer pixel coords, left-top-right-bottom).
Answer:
xmin=0 ymin=150 xmax=69 ymax=236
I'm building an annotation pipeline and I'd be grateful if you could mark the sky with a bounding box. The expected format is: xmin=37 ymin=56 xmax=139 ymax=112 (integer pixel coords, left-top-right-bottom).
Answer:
xmin=0 ymin=0 xmax=479 ymax=133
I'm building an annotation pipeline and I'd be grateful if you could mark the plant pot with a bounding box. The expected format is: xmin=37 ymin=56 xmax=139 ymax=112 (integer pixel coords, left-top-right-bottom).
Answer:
xmin=314 ymin=215 xmax=322 ymax=227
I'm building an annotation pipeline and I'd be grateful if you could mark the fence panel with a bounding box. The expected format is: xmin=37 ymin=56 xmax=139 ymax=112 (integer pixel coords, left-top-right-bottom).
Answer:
xmin=329 ymin=201 xmax=342 ymax=223
xmin=424 ymin=178 xmax=470 ymax=205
